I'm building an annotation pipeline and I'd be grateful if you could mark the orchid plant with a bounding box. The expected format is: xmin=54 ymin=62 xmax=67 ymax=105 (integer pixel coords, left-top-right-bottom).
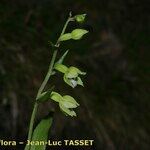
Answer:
xmin=25 ymin=12 xmax=88 ymax=150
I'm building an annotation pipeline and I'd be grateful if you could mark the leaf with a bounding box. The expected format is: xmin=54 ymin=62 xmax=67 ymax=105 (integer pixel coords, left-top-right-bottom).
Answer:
xmin=36 ymin=87 xmax=54 ymax=103
xmin=51 ymin=50 xmax=69 ymax=76
xmin=56 ymin=50 xmax=69 ymax=64
xmin=30 ymin=117 xmax=52 ymax=150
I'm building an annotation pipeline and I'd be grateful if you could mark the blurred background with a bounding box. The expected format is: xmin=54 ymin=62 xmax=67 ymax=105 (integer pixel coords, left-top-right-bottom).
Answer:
xmin=0 ymin=0 xmax=149 ymax=149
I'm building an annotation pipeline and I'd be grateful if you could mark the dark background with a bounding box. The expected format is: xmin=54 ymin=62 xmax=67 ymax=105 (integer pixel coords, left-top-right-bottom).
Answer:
xmin=0 ymin=0 xmax=149 ymax=149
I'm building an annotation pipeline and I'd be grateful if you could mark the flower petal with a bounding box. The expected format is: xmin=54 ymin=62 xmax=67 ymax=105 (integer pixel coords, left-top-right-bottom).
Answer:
xmin=63 ymin=75 xmax=72 ymax=87
xmin=69 ymin=66 xmax=86 ymax=76
xmin=62 ymin=95 xmax=79 ymax=108
xmin=79 ymin=71 xmax=86 ymax=75
xmin=70 ymin=79 xmax=77 ymax=88
xmin=71 ymin=29 xmax=89 ymax=40
xmin=59 ymin=102 xmax=77 ymax=117
xmin=66 ymin=67 xmax=79 ymax=78
xmin=50 ymin=91 xmax=62 ymax=102
xmin=54 ymin=63 xmax=68 ymax=73
xmin=77 ymin=77 xmax=84 ymax=86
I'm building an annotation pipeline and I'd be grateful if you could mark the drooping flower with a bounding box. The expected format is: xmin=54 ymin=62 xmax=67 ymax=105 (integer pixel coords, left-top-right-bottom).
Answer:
xmin=59 ymin=29 xmax=89 ymax=41
xmin=54 ymin=64 xmax=86 ymax=88
xmin=74 ymin=14 xmax=86 ymax=23
xmin=59 ymin=33 xmax=72 ymax=41
xmin=71 ymin=29 xmax=88 ymax=40
xmin=50 ymin=91 xmax=79 ymax=117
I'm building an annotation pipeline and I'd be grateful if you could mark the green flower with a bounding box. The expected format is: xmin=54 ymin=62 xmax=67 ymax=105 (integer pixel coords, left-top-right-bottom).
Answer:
xmin=59 ymin=29 xmax=89 ymax=41
xmin=74 ymin=14 xmax=86 ymax=23
xmin=71 ymin=29 xmax=88 ymax=40
xmin=59 ymin=33 xmax=72 ymax=41
xmin=50 ymin=91 xmax=79 ymax=117
xmin=54 ymin=64 xmax=86 ymax=88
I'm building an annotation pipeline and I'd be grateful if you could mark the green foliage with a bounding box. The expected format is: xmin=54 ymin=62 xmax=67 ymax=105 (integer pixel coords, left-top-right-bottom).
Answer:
xmin=56 ymin=50 xmax=69 ymax=64
xmin=28 ymin=117 xmax=52 ymax=150
xmin=51 ymin=50 xmax=69 ymax=75
xmin=36 ymin=86 xmax=54 ymax=103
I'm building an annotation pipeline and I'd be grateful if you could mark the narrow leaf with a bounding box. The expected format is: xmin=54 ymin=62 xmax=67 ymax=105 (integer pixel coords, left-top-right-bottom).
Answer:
xmin=56 ymin=50 xmax=69 ymax=64
xmin=51 ymin=50 xmax=69 ymax=76
xmin=36 ymin=86 xmax=54 ymax=103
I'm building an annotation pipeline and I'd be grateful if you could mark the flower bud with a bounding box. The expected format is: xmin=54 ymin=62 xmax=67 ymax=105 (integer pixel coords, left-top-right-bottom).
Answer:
xmin=74 ymin=14 xmax=86 ymax=23
xmin=59 ymin=33 xmax=72 ymax=41
xmin=71 ymin=29 xmax=89 ymax=40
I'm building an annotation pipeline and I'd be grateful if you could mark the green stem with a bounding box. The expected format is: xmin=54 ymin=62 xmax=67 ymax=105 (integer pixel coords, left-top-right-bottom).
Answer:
xmin=25 ymin=13 xmax=72 ymax=150
xmin=26 ymin=50 xmax=57 ymax=149
xmin=26 ymin=103 xmax=38 ymax=145
xmin=56 ymin=17 xmax=73 ymax=46
xmin=36 ymin=50 xmax=58 ymax=98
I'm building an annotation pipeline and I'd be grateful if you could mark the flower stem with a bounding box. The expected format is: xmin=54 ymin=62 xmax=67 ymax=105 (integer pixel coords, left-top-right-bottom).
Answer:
xmin=25 ymin=13 xmax=72 ymax=150
xmin=26 ymin=50 xmax=58 ymax=150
